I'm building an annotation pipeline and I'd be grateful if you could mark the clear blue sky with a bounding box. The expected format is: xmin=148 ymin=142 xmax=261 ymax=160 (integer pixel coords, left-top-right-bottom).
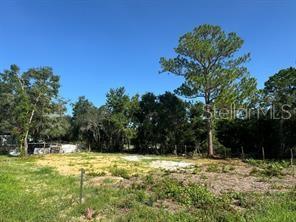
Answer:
xmin=0 ymin=0 xmax=295 ymax=111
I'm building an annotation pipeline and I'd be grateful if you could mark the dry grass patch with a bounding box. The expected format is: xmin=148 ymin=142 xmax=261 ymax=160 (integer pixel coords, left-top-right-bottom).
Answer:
xmin=36 ymin=153 xmax=154 ymax=176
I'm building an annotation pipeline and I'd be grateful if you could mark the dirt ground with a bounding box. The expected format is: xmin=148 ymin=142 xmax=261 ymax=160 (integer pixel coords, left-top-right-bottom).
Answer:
xmin=36 ymin=153 xmax=296 ymax=195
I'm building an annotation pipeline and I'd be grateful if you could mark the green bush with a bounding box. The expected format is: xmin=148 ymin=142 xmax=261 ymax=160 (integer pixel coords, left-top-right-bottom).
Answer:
xmin=261 ymin=163 xmax=284 ymax=177
xmin=155 ymin=178 xmax=215 ymax=208
xmin=180 ymin=184 xmax=215 ymax=207
xmin=87 ymin=171 xmax=106 ymax=177
xmin=109 ymin=166 xmax=130 ymax=179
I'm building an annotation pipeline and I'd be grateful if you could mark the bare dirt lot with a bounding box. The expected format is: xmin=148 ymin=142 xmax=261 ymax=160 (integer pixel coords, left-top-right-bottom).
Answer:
xmin=36 ymin=153 xmax=295 ymax=194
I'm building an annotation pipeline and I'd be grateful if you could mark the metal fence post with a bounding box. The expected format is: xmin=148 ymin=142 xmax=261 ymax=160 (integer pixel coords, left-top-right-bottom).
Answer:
xmin=80 ymin=168 xmax=85 ymax=204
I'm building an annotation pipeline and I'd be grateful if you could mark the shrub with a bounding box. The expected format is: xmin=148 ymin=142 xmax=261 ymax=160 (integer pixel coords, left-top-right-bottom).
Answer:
xmin=180 ymin=184 xmax=215 ymax=208
xmin=87 ymin=171 xmax=106 ymax=177
xmin=155 ymin=178 xmax=215 ymax=208
xmin=261 ymin=163 xmax=284 ymax=177
xmin=245 ymin=159 xmax=263 ymax=167
xmin=109 ymin=166 xmax=130 ymax=179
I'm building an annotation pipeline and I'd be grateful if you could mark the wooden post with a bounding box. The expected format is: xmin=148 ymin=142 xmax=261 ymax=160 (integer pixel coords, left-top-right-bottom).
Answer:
xmin=262 ymin=146 xmax=265 ymax=161
xmin=80 ymin=169 xmax=85 ymax=204
xmin=291 ymin=149 xmax=294 ymax=166
xmin=173 ymin=145 xmax=177 ymax=155
xmin=224 ymin=147 xmax=227 ymax=159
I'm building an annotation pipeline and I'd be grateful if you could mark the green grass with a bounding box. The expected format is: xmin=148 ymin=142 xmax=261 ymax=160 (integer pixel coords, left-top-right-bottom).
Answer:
xmin=0 ymin=155 xmax=295 ymax=222
xmin=0 ymin=156 xmax=78 ymax=222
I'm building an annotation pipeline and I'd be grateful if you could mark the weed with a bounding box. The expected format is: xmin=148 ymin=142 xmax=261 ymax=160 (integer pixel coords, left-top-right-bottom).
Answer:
xmin=250 ymin=167 xmax=260 ymax=176
xmin=250 ymin=163 xmax=284 ymax=178
xmin=222 ymin=165 xmax=235 ymax=173
xmin=154 ymin=178 xmax=215 ymax=208
xmin=87 ymin=171 xmax=106 ymax=177
xmin=206 ymin=164 xmax=220 ymax=173
xmin=103 ymin=178 xmax=115 ymax=184
xmin=109 ymin=166 xmax=130 ymax=179
xmin=145 ymin=175 xmax=154 ymax=184
xmin=200 ymin=174 xmax=208 ymax=180
xmin=180 ymin=184 xmax=215 ymax=207
xmin=192 ymin=166 xmax=201 ymax=174
xmin=261 ymin=163 xmax=284 ymax=177
xmin=245 ymin=159 xmax=263 ymax=167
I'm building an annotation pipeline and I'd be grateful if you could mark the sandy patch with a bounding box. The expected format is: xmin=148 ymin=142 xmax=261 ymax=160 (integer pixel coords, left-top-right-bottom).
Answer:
xmin=88 ymin=176 xmax=124 ymax=186
xmin=122 ymin=155 xmax=153 ymax=162
xmin=150 ymin=160 xmax=194 ymax=171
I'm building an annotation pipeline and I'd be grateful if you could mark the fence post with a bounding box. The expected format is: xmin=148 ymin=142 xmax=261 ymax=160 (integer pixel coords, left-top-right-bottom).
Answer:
xmin=241 ymin=146 xmax=245 ymax=160
xmin=262 ymin=146 xmax=265 ymax=161
xmin=291 ymin=149 xmax=294 ymax=166
xmin=80 ymin=168 xmax=85 ymax=204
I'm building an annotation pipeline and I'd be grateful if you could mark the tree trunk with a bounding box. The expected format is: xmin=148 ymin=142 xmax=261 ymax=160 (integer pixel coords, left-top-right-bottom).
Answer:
xmin=23 ymin=109 xmax=36 ymax=156
xmin=19 ymin=140 xmax=25 ymax=156
xmin=21 ymin=104 xmax=38 ymax=156
xmin=206 ymin=104 xmax=214 ymax=157
xmin=24 ymin=132 xmax=29 ymax=155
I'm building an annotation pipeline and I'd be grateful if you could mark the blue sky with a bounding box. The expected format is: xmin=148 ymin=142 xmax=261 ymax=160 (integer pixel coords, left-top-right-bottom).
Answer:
xmin=0 ymin=0 xmax=295 ymax=111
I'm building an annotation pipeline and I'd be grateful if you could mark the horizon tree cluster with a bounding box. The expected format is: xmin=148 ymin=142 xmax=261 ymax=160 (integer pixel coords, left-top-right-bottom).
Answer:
xmin=0 ymin=25 xmax=295 ymax=159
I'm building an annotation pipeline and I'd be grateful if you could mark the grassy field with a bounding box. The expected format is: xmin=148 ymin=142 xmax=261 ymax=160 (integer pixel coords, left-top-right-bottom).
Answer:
xmin=0 ymin=153 xmax=295 ymax=222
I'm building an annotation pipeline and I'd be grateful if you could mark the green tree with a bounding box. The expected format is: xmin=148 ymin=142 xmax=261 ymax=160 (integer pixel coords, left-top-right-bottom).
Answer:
xmin=105 ymin=87 xmax=137 ymax=151
xmin=134 ymin=92 xmax=159 ymax=153
xmin=72 ymin=96 xmax=101 ymax=151
xmin=157 ymin=92 xmax=187 ymax=154
xmin=186 ymin=102 xmax=207 ymax=154
xmin=264 ymin=67 xmax=296 ymax=112
xmin=160 ymin=24 xmax=257 ymax=156
xmin=0 ymin=72 xmax=15 ymax=134
xmin=264 ymin=67 xmax=296 ymax=156
xmin=0 ymin=65 xmax=61 ymax=156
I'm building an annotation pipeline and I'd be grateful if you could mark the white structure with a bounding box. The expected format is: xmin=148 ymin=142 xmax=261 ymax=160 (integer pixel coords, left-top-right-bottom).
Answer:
xmin=9 ymin=149 xmax=20 ymax=157
xmin=34 ymin=148 xmax=51 ymax=155
xmin=60 ymin=144 xmax=78 ymax=153
xmin=32 ymin=144 xmax=79 ymax=155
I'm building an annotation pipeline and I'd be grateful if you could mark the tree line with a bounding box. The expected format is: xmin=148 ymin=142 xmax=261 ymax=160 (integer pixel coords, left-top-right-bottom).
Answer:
xmin=0 ymin=24 xmax=295 ymax=158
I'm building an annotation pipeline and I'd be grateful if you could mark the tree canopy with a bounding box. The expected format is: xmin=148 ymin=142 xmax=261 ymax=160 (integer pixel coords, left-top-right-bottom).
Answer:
xmin=160 ymin=24 xmax=257 ymax=156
